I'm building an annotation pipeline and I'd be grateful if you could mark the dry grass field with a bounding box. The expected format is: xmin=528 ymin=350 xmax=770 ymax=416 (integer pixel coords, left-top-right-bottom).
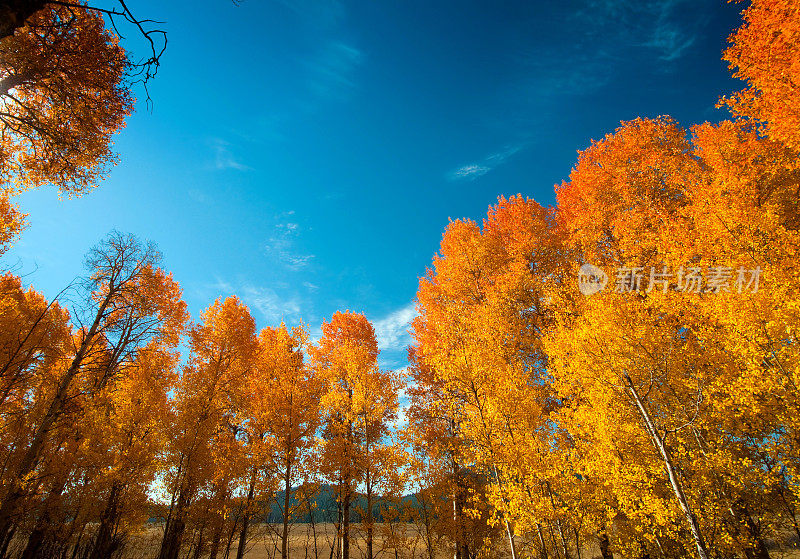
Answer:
xmin=118 ymin=523 xmax=454 ymax=559
xmin=114 ymin=526 xmax=800 ymax=559
xmin=6 ymin=524 xmax=800 ymax=559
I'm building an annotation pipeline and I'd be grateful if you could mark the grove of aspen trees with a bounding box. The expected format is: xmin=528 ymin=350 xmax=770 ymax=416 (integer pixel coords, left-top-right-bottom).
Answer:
xmin=1 ymin=1 xmax=800 ymax=558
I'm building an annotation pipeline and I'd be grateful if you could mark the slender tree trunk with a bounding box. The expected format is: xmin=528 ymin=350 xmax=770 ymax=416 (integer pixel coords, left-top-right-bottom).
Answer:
xmin=776 ymin=481 xmax=800 ymax=544
xmin=455 ymin=480 xmax=469 ymax=559
xmin=536 ymin=524 xmax=548 ymax=559
xmin=492 ymin=466 xmax=517 ymax=559
xmin=342 ymin=490 xmax=350 ymax=559
xmin=19 ymin=469 xmax=70 ymax=559
xmin=332 ymin=493 xmax=341 ymax=559
xmin=598 ymin=532 xmax=613 ymax=559
xmin=89 ymin=481 xmax=123 ymax=559
xmin=420 ymin=494 xmax=434 ymax=559
xmin=19 ymin=516 xmax=49 ymax=559
xmin=366 ymin=471 xmax=373 ymax=559
xmin=731 ymin=501 xmax=770 ymax=559
xmin=281 ymin=459 xmax=292 ymax=559
xmin=341 ymin=418 xmax=352 ymax=559
xmin=236 ymin=473 xmax=257 ymax=559
xmin=0 ymin=294 xmax=111 ymax=537
xmin=304 ymin=491 xmax=319 ymax=559
xmin=453 ymin=494 xmax=461 ymax=559
xmin=208 ymin=523 xmax=223 ymax=559
xmin=557 ymin=519 xmax=570 ymax=559
xmin=222 ymin=510 xmax=240 ymax=559
xmin=623 ymin=371 xmax=710 ymax=559
xmin=0 ymin=525 xmax=15 ymax=559
xmin=311 ymin=510 xmax=318 ymax=559
xmin=69 ymin=520 xmax=88 ymax=559
xmin=544 ymin=482 xmax=569 ymax=559
xmin=546 ymin=522 xmax=561 ymax=559
xmin=157 ymin=478 xmax=191 ymax=559
xmin=191 ymin=523 xmax=206 ymax=559
xmin=503 ymin=514 xmax=518 ymax=559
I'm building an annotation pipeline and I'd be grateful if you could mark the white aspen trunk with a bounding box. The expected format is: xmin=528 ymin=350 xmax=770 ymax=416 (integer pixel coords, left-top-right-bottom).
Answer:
xmin=623 ymin=371 xmax=710 ymax=559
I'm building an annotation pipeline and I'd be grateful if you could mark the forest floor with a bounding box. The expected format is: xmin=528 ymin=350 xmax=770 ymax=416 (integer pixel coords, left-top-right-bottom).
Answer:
xmin=72 ymin=524 xmax=800 ymax=559
xmin=121 ymin=523 xmax=453 ymax=559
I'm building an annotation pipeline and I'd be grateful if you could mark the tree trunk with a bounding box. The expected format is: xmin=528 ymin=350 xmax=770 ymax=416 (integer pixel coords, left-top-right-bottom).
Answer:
xmin=732 ymin=501 xmax=770 ymax=559
xmin=19 ymin=468 xmax=70 ymax=559
xmin=157 ymin=478 xmax=191 ymax=559
xmin=332 ymin=496 xmax=341 ymax=559
xmin=222 ymin=510 xmax=240 ymax=559
xmin=19 ymin=525 xmax=46 ymax=559
xmin=623 ymin=371 xmax=710 ymax=559
xmin=544 ymin=482 xmax=569 ymax=559
xmin=0 ymin=293 xmax=111 ymax=537
xmin=454 ymin=480 xmax=469 ymax=559
xmin=281 ymin=459 xmax=292 ymax=559
xmin=536 ymin=524 xmax=548 ymax=559
xmin=366 ymin=471 xmax=373 ymax=559
xmin=598 ymin=532 xmax=613 ymax=559
xmin=89 ymin=481 xmax=123 ymax=559
xmin=236 ymin=473 xmax=256 ymax=559
xmin=492 ymin=466 xmax=517 ymax=559
xmin=0 ymin=525 xmax=15 ymax=559
xmin=191 ymin=523 xmax=206 ymax=559
xmin=69 ymin=520 xmax=88 ymax=559
xmin=777 ymin=480 xmax=800 ymax=544
xmin=340 ymin=418 xmax=353 ymax=559
xmin=208 ymin=523 xmax=223 ymax=559
xmin=342 ymin=491 xmax=350 ymax=559
xmin=556 ymin=519 xmax=569 ymax=559
xmin=453 ymin=494 xmax=461 ymax=559
xmin=420 ymin=493 xmax=434 ymax=559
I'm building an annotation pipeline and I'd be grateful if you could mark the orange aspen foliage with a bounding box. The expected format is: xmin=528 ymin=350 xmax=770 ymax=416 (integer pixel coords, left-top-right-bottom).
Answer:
xmin=246 ymin=323 xmax=321 ymax=559
xmin=0 ymin=4 xmax=132 ymax=194
xmin=310 ymin=310 xmax=400 ymax=559
xmin=158 ymin=296 xmax=257 ymax=559
xmin=722 ymin=0 xmax=800 ymax=151
xmin=556 ymin=116 xmax=699 ymax=268
xmin=0 ymin=232 xmax=186 ymax=544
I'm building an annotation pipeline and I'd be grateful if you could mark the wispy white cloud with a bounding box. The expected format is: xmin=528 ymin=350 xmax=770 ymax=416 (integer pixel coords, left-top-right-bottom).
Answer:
xmin=305 ymin=41 xmax=363 ymax=101
xmin=210 ymin=138 xmax=251 ymax=171
xmin=645 ymin=10 xmax=696 ymax=61
xmin=208 ymin=278 xmax=234 ymax=297
xmin=452 ymin=164 xmax=491 ymax=180
xmin=265 ymin=220 xmax=315 ymax=271
xmin=448 ymin=143 xmax=525 ymax=181
xmin=373 ymin=302 xmax=416 ymax=353
xmin=583 ymin=0 xmax=700 ymax=62
xmin=204 ymin=278 xmax=307 ymax=327
xmin=241 ymin=284 xmax=303 ymax=325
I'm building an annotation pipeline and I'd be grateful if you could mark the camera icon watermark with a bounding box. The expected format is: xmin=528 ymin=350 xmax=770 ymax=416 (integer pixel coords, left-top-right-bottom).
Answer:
xmin=578 ymin=263 xmax=609 ymax=296
xmin=577 ymin=264 xmax=761 ymax=296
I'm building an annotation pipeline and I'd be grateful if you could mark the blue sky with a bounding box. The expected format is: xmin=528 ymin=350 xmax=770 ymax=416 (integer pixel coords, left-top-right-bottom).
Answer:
xmin=5 ymin=0 xmax=743 ymax=368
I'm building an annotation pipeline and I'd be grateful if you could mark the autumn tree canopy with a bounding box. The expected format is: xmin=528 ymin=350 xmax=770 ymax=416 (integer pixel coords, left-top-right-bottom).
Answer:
xmin=1 ymin=1 xmax=800 ymax=559
xmin=0 ymin=0 xmax=165 ymax=255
